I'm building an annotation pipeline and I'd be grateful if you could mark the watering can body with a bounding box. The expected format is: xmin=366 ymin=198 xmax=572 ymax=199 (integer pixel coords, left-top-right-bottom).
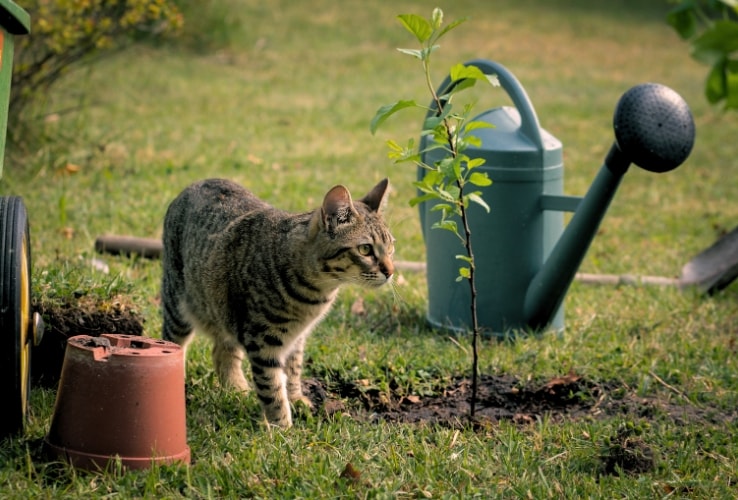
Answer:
xmin=419 ymin=60 xmax=573 ymax=336
xmin=418 ymin=60 xmax=695 ymax=337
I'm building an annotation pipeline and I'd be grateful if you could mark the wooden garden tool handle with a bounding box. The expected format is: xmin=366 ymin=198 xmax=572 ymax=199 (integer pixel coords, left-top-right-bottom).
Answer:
xmin=95 ymin=235 xmax=163 ymax=259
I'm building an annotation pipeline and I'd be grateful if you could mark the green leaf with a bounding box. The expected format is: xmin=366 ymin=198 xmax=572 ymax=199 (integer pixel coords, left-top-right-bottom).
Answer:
xmin=466 ymin=192 xmax=490 ymax=212
xmin=666 ymin=3 xmax=697 ymax=40
xmin=409 ymin=193 xmax=438 ymax=207
xmin=455 ymin=255 xmax=472 ymax=263
xmin=432 ymin=219 xmax=458 ymax=234
xmin=450 ymin=63 xmax=490 ymax=83
xmin=436 ymin=187 xmax=457 ymax=203
xmin=438 ymin=157 xmax=460 ymax=179
xmin=397 ymin=14 xmax=433 ymax=43
xmin=463 ymin=120 xmax=495 ymax=133
xmin=430 ymin=202 xmax=454 ymax=213
xmin=468 ymin=171 xmax=492 ymax=187
xmin=466 ymin=157 xmax=486 ymax=170
xmin=435 ymin=18 xmax=467 ymax=40
xmin=457 ymin=266 xmax=471 ymax=281
xmin=421 ymin=169 xmax=444 ymax=186
xmin=486 ymin=74 xmax=501 ymax=86
xmin=691 ymin=20 xmax=738 ymax=66
xmin=462 ymin=135 xmax=482 ymax=148
xmin=370 ymin=100 xmax=417 ymax=134
xmin=423 ymin=103 xmax=452 ymax=131
xmin=431 ymin=7 xmax=443 ymax=29
xmin=396 ymin=48 xmax=423 ymax=59
xmin=705 ymin=61 xmax=727 ymax=104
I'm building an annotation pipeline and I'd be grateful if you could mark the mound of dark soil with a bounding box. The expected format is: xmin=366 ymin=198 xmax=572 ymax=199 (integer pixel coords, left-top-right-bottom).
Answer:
xmin=302 ymin=372 xmax=735 ymax=431
xmin=31 ymin=297 xmax=144 ymax=388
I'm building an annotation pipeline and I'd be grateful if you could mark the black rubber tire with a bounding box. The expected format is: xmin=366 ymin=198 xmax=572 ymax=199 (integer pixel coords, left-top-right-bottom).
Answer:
xmin=0 ymin=197 xmax=32 ymax=440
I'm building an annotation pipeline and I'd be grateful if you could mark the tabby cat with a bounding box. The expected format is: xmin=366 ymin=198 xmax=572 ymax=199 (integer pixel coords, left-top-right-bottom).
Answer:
xmin=161 ymin=178 xmax=394 ymax=428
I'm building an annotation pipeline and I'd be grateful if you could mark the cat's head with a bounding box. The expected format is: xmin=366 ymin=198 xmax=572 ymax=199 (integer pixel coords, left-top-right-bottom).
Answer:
xmin=309 ymin=178 xmax=395 ymax=288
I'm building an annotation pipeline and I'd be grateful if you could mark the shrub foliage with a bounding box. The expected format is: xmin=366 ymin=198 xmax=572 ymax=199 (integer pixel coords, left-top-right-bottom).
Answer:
xmin=10 ymin=0 xmax=183 ymax=121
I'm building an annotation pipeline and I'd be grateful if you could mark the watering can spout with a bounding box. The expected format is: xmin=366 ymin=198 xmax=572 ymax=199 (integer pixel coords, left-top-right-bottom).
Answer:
xmin=524 ymin=83 xmax=695 ymax=332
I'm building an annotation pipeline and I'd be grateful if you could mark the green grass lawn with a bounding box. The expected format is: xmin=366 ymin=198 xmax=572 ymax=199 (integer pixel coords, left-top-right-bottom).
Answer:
xmin=1 ymin=0 xmax=737 ymax=497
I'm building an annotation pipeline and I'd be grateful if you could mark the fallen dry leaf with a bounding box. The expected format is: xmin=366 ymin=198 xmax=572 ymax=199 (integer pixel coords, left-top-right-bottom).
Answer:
xmin=401 ymin=395 xmax=422 ymax=405
xmin=543 ymin=369 xmax=581 ymax=391
xmin=63 ymin=163 xmax=80 ymax=174
xmin=339 ymin=462 xmax=362 ymax=483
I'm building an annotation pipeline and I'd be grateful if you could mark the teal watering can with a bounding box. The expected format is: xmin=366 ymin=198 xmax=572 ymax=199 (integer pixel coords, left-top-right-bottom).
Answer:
xmin=418 ymin=59 xmax=695 ymax=336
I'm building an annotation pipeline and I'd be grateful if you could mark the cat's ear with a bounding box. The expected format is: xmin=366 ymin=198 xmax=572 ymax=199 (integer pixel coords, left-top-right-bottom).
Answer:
xmin=358 ymin=178 xmax=389 ymax=213
xmin=312 ymin=185 xmax=358 ymax=237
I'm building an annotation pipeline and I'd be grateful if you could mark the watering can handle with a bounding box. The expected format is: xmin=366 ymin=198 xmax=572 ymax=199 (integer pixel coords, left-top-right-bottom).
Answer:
xmin=426 ymin=59 xmax=544 ymax=148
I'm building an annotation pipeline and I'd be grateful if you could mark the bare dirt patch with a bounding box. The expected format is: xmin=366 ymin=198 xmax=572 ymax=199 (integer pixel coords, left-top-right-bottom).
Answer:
xmin=302 ymin=373 xmax=733 ymax=430
xmin=301 ymin=372 xmax=735 ymax=475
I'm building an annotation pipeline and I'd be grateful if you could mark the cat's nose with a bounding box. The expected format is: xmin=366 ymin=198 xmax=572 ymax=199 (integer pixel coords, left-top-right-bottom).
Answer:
xmin=380 ymin=260 xmax=394 ymax=280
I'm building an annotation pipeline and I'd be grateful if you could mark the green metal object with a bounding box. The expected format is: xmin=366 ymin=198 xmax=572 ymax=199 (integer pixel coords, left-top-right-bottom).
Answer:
xmin=0 ymin=0 xmax=29 ymax=177
xmin=419 ymin=60 xmax=695 ymax=337
xmin=420 ymin=59 xmax=569 ymax=336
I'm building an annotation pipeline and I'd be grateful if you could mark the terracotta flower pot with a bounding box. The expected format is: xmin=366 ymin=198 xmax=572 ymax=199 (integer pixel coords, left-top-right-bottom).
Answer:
xmin=45 ymin=334 xmax=190 ymax=471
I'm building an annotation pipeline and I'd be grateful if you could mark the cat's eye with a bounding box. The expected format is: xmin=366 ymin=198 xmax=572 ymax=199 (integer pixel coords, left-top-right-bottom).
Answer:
xmin=357 ymin=244 xmax=373 ymax=256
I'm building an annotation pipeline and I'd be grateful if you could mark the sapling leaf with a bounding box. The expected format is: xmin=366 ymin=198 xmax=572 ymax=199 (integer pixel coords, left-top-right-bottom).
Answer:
xmin=450 ymin=63 xmax=495 ymax=84
xmin=423 ymin=102 xmax=452 ymax=130
xmin=461 ymin=135 xmax=482 ymax=148
xmin=486 ymin=74 xmax=501 ymax=86
xmin=463 ymin=120 xmax=495 ymax=133
xmin=456 ymin=266 xmax=471 ymax=281
xmin=466 ymin=157 xmax=486 ymax=170
xmin=409 ymin=193 xmax=438 ymax=207
xmin=397 ymin=14 xmax=433 ymax=43
xmin=421 ymin=45 xmax=440 ymax=59
xmin=467 ymin=192 xmax=491 ymax=212
xmin=432 ymin=219 xmax=458 ymax=234
xmin=370 ymin=100 xmax=417 ymax=134
xmin=435 ymin=18 xmax=467 ymax=40
xmin=397 ymin=48 xmax=423 ymax=59
xmin=431 ymin=7 xmax=443 ymax=29
xmin=456 ymin=255 xmax=472 ymax=263
xmin=430 ymin=202 xmax=454 ymax=213
xmin=436 ymin=188 xmax=457 ymax=203
xmin=421 ymin=169 xmax=444 ymax=186
xmin=438 ymin=157 xmax=459 ymax=178
xmin=468 ymin=171 xmax=492 ymax=187
xmin=423 ymin=115 xmax=444 ymax=131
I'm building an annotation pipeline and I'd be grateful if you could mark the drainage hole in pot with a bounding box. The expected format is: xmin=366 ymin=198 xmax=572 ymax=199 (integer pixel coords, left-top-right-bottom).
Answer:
xmin=129 ymin=340 xmax=148 ymax=349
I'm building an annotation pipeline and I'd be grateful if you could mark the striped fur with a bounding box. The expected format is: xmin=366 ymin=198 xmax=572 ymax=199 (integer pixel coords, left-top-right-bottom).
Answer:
xmin=161 ymin=178 xmax=393 ymax=428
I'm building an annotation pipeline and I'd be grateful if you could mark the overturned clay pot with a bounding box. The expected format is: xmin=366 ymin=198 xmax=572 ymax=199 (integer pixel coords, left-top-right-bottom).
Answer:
xmin=45 ymin=334 xmax=190 ymax=471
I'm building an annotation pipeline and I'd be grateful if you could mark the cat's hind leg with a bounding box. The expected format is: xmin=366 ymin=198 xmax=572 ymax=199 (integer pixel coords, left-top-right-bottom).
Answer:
xmin=161 ymin=287 xmax=194 ymax=352
xmin=212 ymin=335 xmax=250 ymax=392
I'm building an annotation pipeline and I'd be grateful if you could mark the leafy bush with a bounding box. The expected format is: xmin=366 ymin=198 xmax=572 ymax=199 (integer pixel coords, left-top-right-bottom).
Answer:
xmin=10 ymin=0 xmax=183 ymax=122
xmin=668 ymin=0 xmax=738 ymax=110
